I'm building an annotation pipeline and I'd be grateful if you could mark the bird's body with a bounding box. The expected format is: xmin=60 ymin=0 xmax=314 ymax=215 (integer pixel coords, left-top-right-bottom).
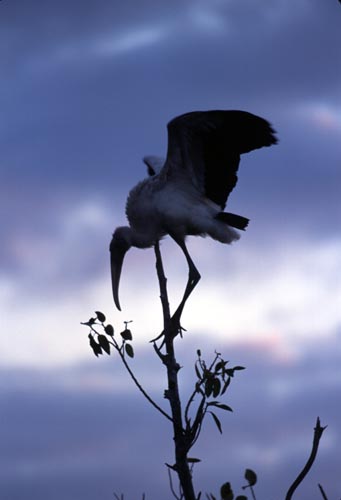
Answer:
xmin=110 ymin=110 xmax=277 ymax=313
xmin=125 ymin=170 xmax=239 ymax=249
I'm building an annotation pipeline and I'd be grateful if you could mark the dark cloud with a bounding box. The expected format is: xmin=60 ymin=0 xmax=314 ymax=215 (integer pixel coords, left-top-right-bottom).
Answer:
xmin=1 ymin=0 xmax=340 ymax=187
xmin=1 ymin=0 xmax=340 ymax=259
xmin=0 ymin=0 xmax=179 ymax=57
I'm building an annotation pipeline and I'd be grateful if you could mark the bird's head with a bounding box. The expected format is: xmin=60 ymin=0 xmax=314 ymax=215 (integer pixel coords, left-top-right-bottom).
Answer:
xmin=110 ymin=226 xmax=132 ymax=311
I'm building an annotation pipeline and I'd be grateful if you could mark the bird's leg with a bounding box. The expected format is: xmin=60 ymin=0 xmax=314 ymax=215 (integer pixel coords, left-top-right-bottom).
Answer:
xmin=151 ymin=236 xmax=201 ymax=345
xmin=170 ymin=235 xmax=201 ymax=335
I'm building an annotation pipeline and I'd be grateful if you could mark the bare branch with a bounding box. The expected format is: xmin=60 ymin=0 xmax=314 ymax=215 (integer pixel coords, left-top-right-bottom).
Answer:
xmin=285 ymin=417 xmax=327 ymax=500
xmin=115 ymin=340 xmax=173 ymax=422
xmin=318 ymin=483 xmax=329 ymax=500
xmin=167 ymin=467 xmax=182 ymax=500
xmin=154 ymin=241 xmax=197 ymax=500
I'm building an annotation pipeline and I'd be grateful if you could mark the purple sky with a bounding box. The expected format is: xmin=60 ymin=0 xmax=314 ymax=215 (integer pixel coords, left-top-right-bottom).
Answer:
xmin=1 ymin=1 xmax=341 ymax=499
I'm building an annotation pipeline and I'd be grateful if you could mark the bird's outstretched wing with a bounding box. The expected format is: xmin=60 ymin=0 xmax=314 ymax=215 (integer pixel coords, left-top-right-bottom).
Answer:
xmin=164 ymin=110 xmax=277 ymax=209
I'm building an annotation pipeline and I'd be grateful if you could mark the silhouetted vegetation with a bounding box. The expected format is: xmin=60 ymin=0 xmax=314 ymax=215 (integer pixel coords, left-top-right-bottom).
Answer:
xmin=82 ymin=242 xmax=329 ymax=499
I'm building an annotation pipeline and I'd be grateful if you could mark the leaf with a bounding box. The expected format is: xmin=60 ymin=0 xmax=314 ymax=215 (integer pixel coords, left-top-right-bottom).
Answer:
xmin=205 ymin=378 xmax=214 ymax=397
xmin=220 ymin=482 xmax=234 ymax=500
xmin=208 ymin=402 xmax=233 ymax=412
xmin=221 ymin=377 xmax=231 ymax=395
xmin=125 ymin=343 xmax=134 ymax=358
xmin=245 ymin=469 xmax=257 ymax=486
xmin=121 ymin=328 xmax=133 ymax=341
xmin=233 ymin=366 xmax=246 ymax=371
xmin=218 ymin=403 xmax=233 ymax=412
xmin=95 ymin=311 xmax=106 ymax=323
xmin=105 ymin=324 xmax=114 ymax=336
xmin=212 ymin=377 xmax=221 ymax=398
xmin=98 ymin=334 xmax=111 ymax=355
xmin=209 ymin=411 xmax=222 ymax=434
xmin=88 ymin=333 xmax=102 ymax=357
xmin=235 ymin=496 xmax=248 ymax=500
xmin=83 ymin=317 xmax=96 ymax=327
xmin=215 ymin=360 xmax=226 ymax=372
xmin=187 ymin=457 xmax=201 ymax=463
xmin=197 ymin=349 xmax=201 ymax=357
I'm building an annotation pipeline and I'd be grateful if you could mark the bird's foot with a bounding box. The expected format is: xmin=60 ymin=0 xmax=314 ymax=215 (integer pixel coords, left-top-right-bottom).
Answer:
xmin=166 ymin=312 xmax=187 ymax=341
xmin=150 ymin=314 xmax=186 ymax=345
xmin=175 ymin=321 xmax=186 ymax=339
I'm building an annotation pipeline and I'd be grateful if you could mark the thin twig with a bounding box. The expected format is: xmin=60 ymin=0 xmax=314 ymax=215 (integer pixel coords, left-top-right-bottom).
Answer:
xmin=249 ymin=484 xmax=257 ymax=500
xmin=285 ymin=417 xmax=327 ymax=500
xmin=184 ymin=385 xmax=200 ymax=427
xmin=87 ymin=322 xmax=172 ymax=421
xmin=168 ymin=466 xmax=181 ymax=500
xmin=114 ymin=339 xmax=173 ymax=422
xmin=318 ymin=483 xmax=329 ymax=500
xmin=184 ymin=352 xmax=220 ymax=442
xmin=152 ymin=340 xmax=167 ymax=362
xmin=190 ymin=415 xmax=204 ymax=449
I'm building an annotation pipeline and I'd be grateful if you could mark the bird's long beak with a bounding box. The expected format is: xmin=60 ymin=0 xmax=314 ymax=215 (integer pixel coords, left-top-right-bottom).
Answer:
xmin=110 ymin=233 xmax=130 ymax=311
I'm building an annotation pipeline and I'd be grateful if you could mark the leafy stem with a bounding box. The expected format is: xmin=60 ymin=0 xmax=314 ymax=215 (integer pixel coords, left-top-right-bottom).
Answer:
xmin=81 ymin=314 xmax=172 ymax=422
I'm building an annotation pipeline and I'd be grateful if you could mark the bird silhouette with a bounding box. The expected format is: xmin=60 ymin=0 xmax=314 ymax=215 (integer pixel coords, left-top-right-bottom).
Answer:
xmin=110 ymin=110 xmax=277 ymax=326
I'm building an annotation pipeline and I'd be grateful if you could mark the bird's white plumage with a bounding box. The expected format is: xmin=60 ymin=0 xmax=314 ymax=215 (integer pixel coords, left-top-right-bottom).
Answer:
xmin=126 ymin=173 xmax=239 ymax=247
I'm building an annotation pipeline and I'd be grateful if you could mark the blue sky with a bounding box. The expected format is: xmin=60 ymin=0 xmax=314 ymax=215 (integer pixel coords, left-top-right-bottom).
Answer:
xmin=1 ymin=0 xmax=341 ymax=499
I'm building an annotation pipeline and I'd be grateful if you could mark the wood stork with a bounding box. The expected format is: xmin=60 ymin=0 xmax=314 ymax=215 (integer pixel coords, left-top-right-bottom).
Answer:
xmin=110 ymin=110 xmax=277 ymax=323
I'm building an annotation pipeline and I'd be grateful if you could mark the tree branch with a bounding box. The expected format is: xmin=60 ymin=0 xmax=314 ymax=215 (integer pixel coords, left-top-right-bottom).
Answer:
xmin=318 ymin=483 xmax=329 ymax=500
xmin=113 ymin=337 xmax=173 ymax=422
xmin=154 ymin=241 xmax=197 ymax=500
xmin=285 ymin=417 xmax=327 ymax=500
xmin=85 ymin=321 xmax=172 ymax=422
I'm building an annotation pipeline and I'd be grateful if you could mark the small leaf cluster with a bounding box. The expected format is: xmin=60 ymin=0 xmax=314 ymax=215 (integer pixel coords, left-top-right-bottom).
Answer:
xmin=196 ymin=349 xmax=245 ymax=399
xmin=81 ymin=312 xmax=134 ymax=359
xmin=182 ymin=350 xmax=245 ymax=455
xmin=206 ymin=469 xmax=257 ymax=500
xmin=187 ymin=350 xmax=245 ymax=436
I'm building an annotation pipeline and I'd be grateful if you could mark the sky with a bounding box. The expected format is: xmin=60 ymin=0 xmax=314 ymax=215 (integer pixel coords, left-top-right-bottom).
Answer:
xmin=1 ymin=0 xmax=341 ymax=498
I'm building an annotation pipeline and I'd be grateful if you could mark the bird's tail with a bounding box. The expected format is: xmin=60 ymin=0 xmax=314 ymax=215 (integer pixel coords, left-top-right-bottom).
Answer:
xmin=215 ymin=212 xmax=249 ymax=230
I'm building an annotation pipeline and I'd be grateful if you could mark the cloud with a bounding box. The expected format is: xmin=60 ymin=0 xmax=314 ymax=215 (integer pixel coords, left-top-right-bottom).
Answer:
xmin=94 ymin=26 xmax=170 ymax=56
xmin=0 ymin=18 xmax=340 ymax=497
xmin=296 ymin=102 xmax=341 ymax=131
xmin=1 ymin=2 xmax=340 ymax=498
xmin=2 ymin=0 xmax=340 ymax=199
xmin=116 ymin=235 xmax=341 ymax=352
xmin=52 ymin=23 xmax=173 ymax=68
xmin=1 ymin=198 xmax=340 ymax=367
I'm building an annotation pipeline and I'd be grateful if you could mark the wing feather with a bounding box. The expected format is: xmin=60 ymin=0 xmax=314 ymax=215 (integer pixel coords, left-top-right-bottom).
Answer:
xmin=164 ymin=110 xmax=277 ymax=209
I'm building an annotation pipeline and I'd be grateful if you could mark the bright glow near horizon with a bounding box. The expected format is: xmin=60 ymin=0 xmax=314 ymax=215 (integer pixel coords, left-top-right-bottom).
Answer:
xmin=2 ymin=232 xmax=340 ymax=368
